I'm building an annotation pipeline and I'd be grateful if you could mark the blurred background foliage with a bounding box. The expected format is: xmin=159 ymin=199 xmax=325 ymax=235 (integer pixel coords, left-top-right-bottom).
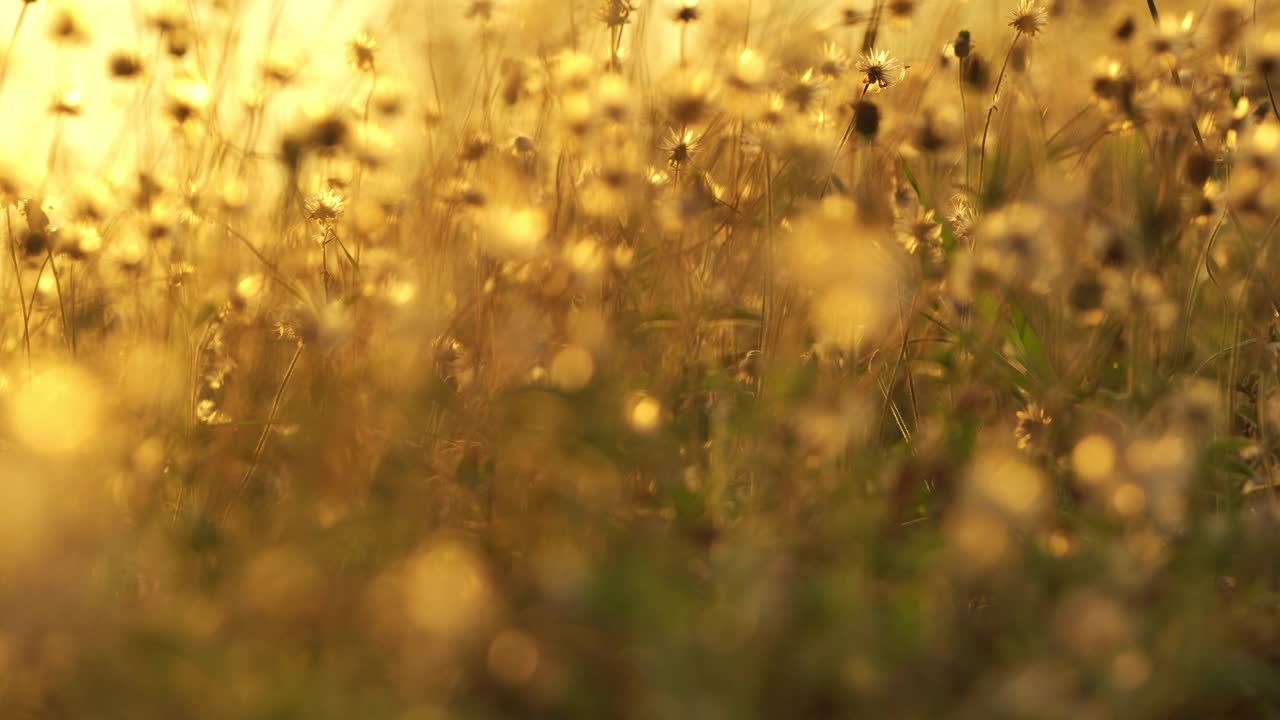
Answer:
xmin=1 ymin=0 xmax=1280 ymax=717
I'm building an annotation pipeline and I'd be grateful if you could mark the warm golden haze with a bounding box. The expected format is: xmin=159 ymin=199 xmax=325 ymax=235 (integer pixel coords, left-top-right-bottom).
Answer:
xmin=1 ymin=0 xmax=1280 ymax=717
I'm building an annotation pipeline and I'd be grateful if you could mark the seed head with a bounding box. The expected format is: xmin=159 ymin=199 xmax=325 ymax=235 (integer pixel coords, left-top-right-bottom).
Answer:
xmin=857 ymin=49 xmax=906 ymax=92
xmin=262 ymin=48 xmax=300 ymax=85
xmin=853 ymin=100 xmax=880 ymax=137
xmin=48 ymin=6 xmax=91 ymax=45
xmin=964 ymin=53 xmax=991 ymax=90
xmin=888 ymin=0 xmax=915 ymax=24
xmin=349 ymin=32 xmax=378 ymax=72
xmin=598 ymin=0 xmax=638 ymax=29
xmin=167 ymin=27 xmax=192 ymax=58
xmin=465 ymin=0 xmax=494 ymax=22
xmin=662 ymin=128 xmax=700 ymax=167
xmin=1255 ymin=33 xmax=1280 ymax=77
xmin=1014 ymin=402 xmax=1052 ymax=451
xmin=819 ymin=43 xmax=849 ymax=80
xmin=165 ymin=76 xmax=210 ymax=126
xmin=839 ymin=5 xmax=865 ymax=26
xmin=306 ymin=188 xmax=346 ymax=224
xmin=146 ymin=1 xmax=188 ymax=34
xmin=108 ymin=50 xmax=145 ymax=80
xmin=1112 ymin=16 xmax=1136 ymax=43
xmin=306 ymin=105 xmax=352 ymax=150
xmin=729 ymin=48 xmax=766 ymax=92
xmin=1008 ymin=1 xmax=1048 ymax=37
xmin=895 ymin=205 xmax=943 ymax=262
xmin=0 ymin=161 xmax=24 ymax=208
xmin=49 ymin=86 xmax=84 ymax=116
xmin=667 ymin=68 xmax=715 ymax=125
xmin=1150 ymin=14 xmax=1195 ymax=57
xmin=1208 ymin=0 xmax=1246 ymax=52
xmin=372 ymin=77 xmax=407 ymax=116
xmin=673 ymin=0 xmax=699 ymax=24
xmin=976 ymin=203 xmax=1050 ymax=288
xmin=947 ymin=194 xmax=978 ymax=243
xmin=785 ymin=69 xmax=823 ymax=111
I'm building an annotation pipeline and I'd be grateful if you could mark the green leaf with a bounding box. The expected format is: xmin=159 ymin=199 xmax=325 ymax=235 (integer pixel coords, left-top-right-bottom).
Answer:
xmin=898 ymin=155 xmax=929 ymax=208
xmin=1006 ymin=300 xmax=1056 ymax=387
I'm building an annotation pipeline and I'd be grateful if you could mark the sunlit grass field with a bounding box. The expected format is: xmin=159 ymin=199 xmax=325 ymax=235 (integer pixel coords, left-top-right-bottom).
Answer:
xmin=3 ymin=0 xmax=1280 ymax=716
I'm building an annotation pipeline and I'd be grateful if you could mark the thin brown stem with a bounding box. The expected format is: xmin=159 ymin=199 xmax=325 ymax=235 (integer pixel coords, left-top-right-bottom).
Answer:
xmin=862 ymin=0 xmax=886 ymax=53
xmin=1266 ymin=74 xmax=1280 ymax=124
xmin=223 ymin=341 xmax=305 ymax=525
xmin=45 ymin=248 xmax=70 ymax=352
xmin=978 ymin=33 xmax=1022 ymax=200
xmin=5 ymin=207 xmax=29 ymax=372
xmin=959 ymin=59 xmax=970 ymax=194
xmin=0 ymin=5 xmax=29 ymax=108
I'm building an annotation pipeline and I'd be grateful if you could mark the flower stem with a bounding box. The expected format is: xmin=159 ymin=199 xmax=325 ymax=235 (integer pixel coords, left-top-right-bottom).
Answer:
xmin=977 ymin=33 xmax=1021 ymax=201
xmin=0 ymin=5 xmax=29 ymax=110
xmin=224 ymin=341 xmax=305 ymax=526
xmin=959 ymin=59 xmax=970 ymax=195
xmin=5 ymin=207 xmax=30 ymax=373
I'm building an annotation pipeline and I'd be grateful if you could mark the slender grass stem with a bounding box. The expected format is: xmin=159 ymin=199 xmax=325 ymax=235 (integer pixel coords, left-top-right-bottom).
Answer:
xmin=224 ymin=341 xmax=304 ymax=525
xmin=1266 ymin=74 xmax=1280 ymax=124
xmin=959 ymin=59 xmax=970 ymax=194
xmin=1045 ymin=104 xmax=1092 ymax=147
xmin=977 ymin=33 xmax=1022 ymax=200
xmin=0 ymin=5 xmax=29 ymax=109
xmin=1143 ymin=0 xmax=1206 ymax=150
xmin=862 ymin=0 xmax=885 ymax=53
xmin=44 ymin=248 xmax=70 ymax=352
xmin=5 ymin=207 xmax=29 ymax=373
xmin=759 ymin=151 xmax=774 ymax=397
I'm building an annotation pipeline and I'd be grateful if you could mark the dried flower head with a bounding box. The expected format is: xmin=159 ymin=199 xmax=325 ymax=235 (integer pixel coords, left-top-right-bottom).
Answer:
xmin=1008 ymin=1 xmax=1048 ymax=37
xmin=819 ymin=42 xmax=849 ymax=80
xmin=852 ymin=100 xmax=881 ymax=137
xmin=465 ymin=0 xmax=494 ymax=22
xmin=165 ymin=76 xmax=210 ymax=126
xmin=662 ymin=128 xmax=700 ymax=167
xmin=888 ymin=0 xmax=915 ymax=24
xmin=1207 ymin=0 xmax=1246 ymax=52
xmin=48 ymin=6 xmax=91 ymax=45
xmin=1150 ymin=13 xmax=1195 ymax=57
xmin=1255 ymin=33 xmax=1280 ymax=78
xmin=976 ymin=203 xmax=1050 ymax=288
xmin=667 ymin=68 xmax=715 ymax=125
xmin=857 ymin=49 xmax=906 ymax=92
xmin=306 ymin=188 xmax=346 ymax=224
xmin=729 ymin=48 xmax=767 ymax=92
xmin=947 ymin=193 xmax=979 ymax=243
xmin=0 ymin=161 xmax=24 ymax=208
xmin=1113 ymin=15 xmax=1136 ymax=43
xmin=673 ymin=0 xmax=699 ymax=24
xmin=896 ymin=206 xmax=943 ymax=263
xmin=598 ymin=0 xmax=638 ymax=28
xmin=147 ymin=1 xmax=189 ymax=34
xmin=1015 ymin=402 xmax=1052 ymax=451
xmin=262 ymin=48 xmax=300 ymax=85
xmin=108 ymin=50 xmax=145 ymax=80
xmin=49 ymin=86 xmax=84 ymax=116
xmin=785 ymin=69 xmax=823 ymax=111
xmin=348 ymin=32 xmax=378 ymax=72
